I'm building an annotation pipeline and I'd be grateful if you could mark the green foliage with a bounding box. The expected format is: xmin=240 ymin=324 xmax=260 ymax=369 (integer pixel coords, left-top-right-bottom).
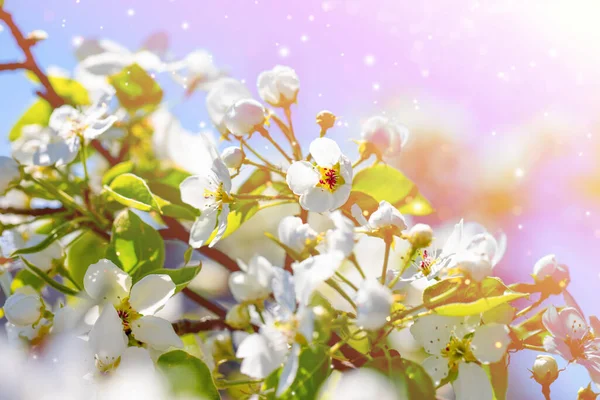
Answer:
xmin=65 ymin=231 xmax=108 ymax=287
xmin=209 ymin=200 xmax=259 ymax=241
xmin=366 ymin=353 xmax=436 ymax=400
xmin=263 ymin=345 xmax=331 ymax=399
xmin=105 ymin=173 xmax=162 ymax=212
xmin=11 ymin=269 xmax=44 ymax=292
xmin=11 ymin=220 xmax=78 ymax=256
xmin=157 ymin=350 xmax=220 ymax=400
xmin=9 ymin=99 xmax=52 ymax=141
xmin=350 ymin=165 xmax=434 ymax=216
xmin=20 ymin=258 xmax=79 ymax=296
xmin=434 ymin=292 xmax=527 ymax=316
xmin=25 ymin=72 xmax=91 ymax=106
xmin=485 ymin=357 xmax=509 ymax=400
xmin=512 ymin=308 xmax=549 ymax=347
xmin=109 ymin=63 xmax=163 ymax=112
xmin=102 ymin=161 xmax=135 ymax=186
xmin=238 ymin=169 xmax=271 ymax=194
xmin=106 ymin=210 xmax=165 ymax=278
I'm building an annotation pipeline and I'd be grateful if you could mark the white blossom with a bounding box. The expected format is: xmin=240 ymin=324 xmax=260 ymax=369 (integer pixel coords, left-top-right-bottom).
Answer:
xmin=3 ymin=287 xmax=44 ymax=326
xmin=354 ymin=279 xmax=393 ymax=330
xmin=223 ymin=98 xmax=266 ymax=137
xmin=257 ymin=65 xmax=299 ymax=108
xmin=278 ymin=216 xmax=318 ymax=254
xmin=0 ymin=156 xmax=20 ymax=194
xmin=324 ymin=211 xmax=355 ymax=257
xmin=229 ymin=255 xmax=277 ymax=302
xmin=455 ymin=227 xmax=507 ymax=282
xmin=286 ymin=138 xmax=352 ymax=213
xmin=352 ymin=200 xmax=407 ymax=236
xmin=360 ymin=116 xmax=409 ymax=159
xmin=180 ymin=153 xmax=233 ymax=248
xmin=532 ymin=254 xmax=570 ymax=285
xmin=12 ymin=124 xmax=77 ymax=167
xmin=206 ymin=78 xmax=252 ymax=134
xmin=221 ymin=146 xmax=244 ymax=170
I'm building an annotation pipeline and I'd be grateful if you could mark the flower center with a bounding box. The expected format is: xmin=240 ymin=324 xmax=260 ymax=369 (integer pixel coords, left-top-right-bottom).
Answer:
xmin=441 ymin=336 xmax=476 ymax=368
xmin=419 ymin=250 xmax=435 ymax=276
xmin=275 ymin=317 xmax=307 ymax=345
xmin=316 ymin=164 xmax=345 ymax=192
xmin=203 ymin=182 xmax=233 ymax=205
xmin=116 ymin=300 xmax=141 ymax=334
xmin=565 ymin=334 xmax=590 ymax=361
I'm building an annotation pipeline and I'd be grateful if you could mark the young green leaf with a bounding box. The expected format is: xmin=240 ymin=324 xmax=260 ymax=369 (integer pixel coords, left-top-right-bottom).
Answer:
xmin=157 ymin=350 xmax=220 ymax=400
xmin=105 ymin=173 xmax=161 ymax=212
xmin=135 ymin=266 xmax=201 ymax=292
xmin=65 ymin=231 xmax=108 ymax=287
xmin=238 ymin=169 xmax=271 ymax=194
xmin=109 ymin=63 xmax=163 ymax=112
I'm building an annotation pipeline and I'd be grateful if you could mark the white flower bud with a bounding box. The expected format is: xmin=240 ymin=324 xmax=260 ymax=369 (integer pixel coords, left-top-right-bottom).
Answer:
xmin=532 ymin=355 xmax=559 ymax=385
xmin=223 ymin=99 xmax=266 ymax=136
xmin=316 ymin=110 xmax=336 ymax=133
xmin=532 ymin=254 xmax=570 ymax=286
xmin=354 ymin=280 xmax=393 ymax=331
xmin=26 ymin=30 xmax=49 ymax=43
xmin=221 ymin=146 xmax=244 ymax=169
xmin=225 ymin=304 xmax=251 ymax=329
xmin=361 ymin=116 xmax=409 ymax=159
xmin=0 ymin=156 xmax=20 ymax=194
xmin=408 ymin=223 xmax=434 ymax=248
xmin=257 ymin=65 xmax=300 ymax=108
xmin=3 ymin=290 xmax=44 ymax=326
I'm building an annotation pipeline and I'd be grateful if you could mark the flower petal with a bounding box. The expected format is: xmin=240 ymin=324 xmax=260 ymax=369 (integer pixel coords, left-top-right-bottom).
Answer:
xmin=131 ymin=315 xmax=183 ymax=351
xmin=422 ymin=355 xmax=450 ymax=386
xmin=277 ymin=344 xmax=301 ymax=396
xmin=293 ymin=252 xmax=344 ymax=305
xmin=299 ymin=187 xmax=334 ymax=213
xmin=470 ymin=324 xmax=510 ymax=364
xmin=84 ymin=259 xmax=132 ymax=305
xmin=286 ymin=161 xmax=319 ymax=195
xmin=331 ymin=183 xmax=352 ymax=211
xmin=559 ymin=307 xmax=589 ymax=341
xmin=237 ymin=330 xmax=288 ymax=379
xmin=88 ymin=305 xmax=128 ymax=367
xmin=309 ymin=138 xmax=341 ymax=167
xmin=410 ymin=314 xmax=466 ymax=355
xmin=129 ymin=274 xmax=176 ymax=316
xmin=272 ymin=268 xmax=297 ymax=314
xmin=453 ymin=363 xmax=493 ymax=400
xmin=49 ymin=105 xmax=79 ymax=132
xmin=543 ymin=335 xmax=573 ymax=360
xmin=189 ymin=210 xmax=218 ymax=248
xmin=83 ymin=115 xmax=118 ymax=140
xmin=180 ymin=173 xmax=218 ymax=210
xmin=210 ymin=203 xmax=230 ymax=247
xmin=542 ymin=305 xmax=568 ymax=339
xmin=116 ymin=346 xmax=155 ymax=376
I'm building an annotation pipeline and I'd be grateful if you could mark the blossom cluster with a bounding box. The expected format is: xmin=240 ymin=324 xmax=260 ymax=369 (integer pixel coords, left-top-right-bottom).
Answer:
xmin=0 ymin=7 xmax=598 ymax=400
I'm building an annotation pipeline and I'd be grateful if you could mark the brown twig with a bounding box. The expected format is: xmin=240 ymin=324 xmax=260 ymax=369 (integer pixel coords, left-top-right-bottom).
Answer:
xmin=181 ymin=288 xmax=227 ymax=318
xmin=172 ymin=316 xmax=239 ymax=335
xmin=0 ymin=206 xmax=67 ymax=216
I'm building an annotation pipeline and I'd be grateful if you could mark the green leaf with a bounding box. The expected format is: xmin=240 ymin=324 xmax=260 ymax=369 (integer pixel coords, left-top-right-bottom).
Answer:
xmin=11 ymin=220 xmax=79 ymax=256
xmin=351 ymin=165 xmax=434 ymax=216
xmin=340 ymin=191 xmax=379 ymax=221
xmin=25 ymin=73 xmax=90 ymax=106
xmin=238 ymin=169 xmax=271 ymax=194
xmin=136 ymin=266 xmax=201 ymax=292
xmin=366 ymin=353 xmax=436 ymax=400
xmin=433 ymin=292 xmax=528 ymax=316
xmin=105 ymin=173 xmax=161 ymax=212
xmin=208 ymin=201 xmax=259 ymax=242
xmin=512 ymin=308 xmax=549 ymax=346
xmin=485 ymin=357 xmax=509 ymax=400
xmin=106 ymin=210 xmax=165 ymax=277
xmin=109 ymin=63 xmax=163 ymax=112
xmin=21 ymin=258 xmax=79 ymax=296
xmin=263 ymin=345 xmax=331 ymax=400
xmin=65 ymin=231 xmax=108 ymax=287
xmin=11 ymin=269 xmax=45 ymax=292
xmin=423 ymin=277 xmax=510 ymax=309
xmin=102 ymin=161 xmax=135 ymax=185
xmin=155 ymin=196 xmax=199 ymax=221
xmin=157 ymin=350 xmax=220 ymax=400
xmin=9 ymin=99 xmax=52 ymax=141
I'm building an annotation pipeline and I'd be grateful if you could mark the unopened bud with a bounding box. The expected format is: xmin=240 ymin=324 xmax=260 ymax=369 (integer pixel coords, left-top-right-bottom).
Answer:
xmin=26 ymin=30 xmax=49 ymax=43
xmin=221 ymin=146 xmax=244 ymax=170
xmin=407 ymin=223 xmax=433 ymax=248
xmin=316 ymin=110 xmax=336 ymax=134
xmin=532 ymin=254 xmax=570 ymax=293
xmin=3 ymin=289 xmax=43 ymax=326
xmin=225 ymin=304 xmax=251 ymax=329
xmin=578 ymin=384 xmax=599 ymax=400
xmin=532 ymin=355 xmax=559 ymax=386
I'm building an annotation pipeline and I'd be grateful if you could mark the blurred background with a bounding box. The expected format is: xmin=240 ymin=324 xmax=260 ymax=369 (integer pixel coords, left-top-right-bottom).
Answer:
xmin=1 ymin=0 xmax=600 ymax=398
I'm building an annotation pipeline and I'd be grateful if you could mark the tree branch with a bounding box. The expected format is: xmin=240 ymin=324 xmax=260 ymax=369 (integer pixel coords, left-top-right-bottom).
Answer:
xmin=0 ymin=61 xmax=26 ymax=71
xmin=172 ymin=316 xmax=237 ymax=335
xmin=0 ymin=206 xmax=67 ymax=216
xmin=181 ymin=287 xmax=227 ymax=318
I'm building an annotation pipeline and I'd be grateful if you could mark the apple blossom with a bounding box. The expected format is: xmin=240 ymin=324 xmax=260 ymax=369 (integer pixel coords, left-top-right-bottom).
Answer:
xmin=352 ymin=200 xmax=407 ymax=238
xmin=169 ymin=49 xmax=224 ymax=91
xmin=323 ymin=369 xmax=400 ymax=400
xmin=278 ymin=216 xmax=318 ymax=254
xmin=360 ymin=116 xmax=409 ymax=160
xmin=292 ymin=251 xmax=345 ymax=305
xmin=407 ymin=223 xmax=434 ymax=248
xmin=542 ymin=306 xmax=600 ymax=383
xmin=455 ymin=227 xmax=506 ymax=282
xmin=220 ymin=146 xmax=244 ymax=170
xmin=223 ymin=98 xmax=267 ymax=137
xmin=411 ymin=314 xmax=510 ymax=398
xmin=11 ymin=124 xmax=77 ymax=167
xmin=324 ymin=211 xmax=355 ymax=257
xmin=228 ymin=255 xmax=277 ymax=303
xmin=257 ymin=65 xmax=299 ymax=108
xmin=0 ymin=156 xmax=20 ymax=194
xmin=532 ymin=355 xmax=559 ymax=386
xmin=354 ymin=279 xmax=393 ymax=330
xmin=533 ymin=254 xmax=570 ymax=289
xmin=49 ymin=88 xmax=117 ymax=151
xmin=286 ymin=138 xmax=352 ymax=213
xmin=83 ymin=259 xmax=183 ymax=353
xmin=180 ymin=155 xmax=233 ymax=248
xmin=206 ymin=78 xmax=252 ymax=134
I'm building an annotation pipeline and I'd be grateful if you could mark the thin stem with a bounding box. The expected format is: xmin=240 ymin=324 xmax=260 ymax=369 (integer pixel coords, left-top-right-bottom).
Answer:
xmin=284 ymin=107 xmax=303 ymax=160
xmin=0 ymin=206 xmax=66 ymax=216
xmin=335 ymin=271 xmax=358 ymax=291
xmin=327 ymin=279 xmax=357 ymax=311
xmin=352 ymin=157 xmax=367 ymax=169
xmin=388 ymin=246 xmax=417 ymax=288
xmin=257 ymin=127 xmax=293 ymax=163
xmin=389 ymin=285 xmax=459 ymax=324
xmin=216 ymin=379 xmax=263 ymax=389
xmin=541 ymin=384 xmax=551 ymax=400
xmin=240 ymin=137 xmax=279 ymax=169
xmin=380 ymin=239 xmax=392 ymax=284
xmin=172 ymin=317 xmax=243 ymax=335
xmin=181 ymin=288 xmax=227 ymax=318
xmin=234 ymin=193 xmax=296 ymax=201
xmin=80 ymin=136 xmax=90 ymax=184
xmin=348 ymin=253 xmax=366 ymax=279
xmin=523 ymin=344 xmax=546 ymax=352
xmin=515 ymin=295 xmax=546 ymax=319
xmin=243 ymin=159 xmax=285 ymax=177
